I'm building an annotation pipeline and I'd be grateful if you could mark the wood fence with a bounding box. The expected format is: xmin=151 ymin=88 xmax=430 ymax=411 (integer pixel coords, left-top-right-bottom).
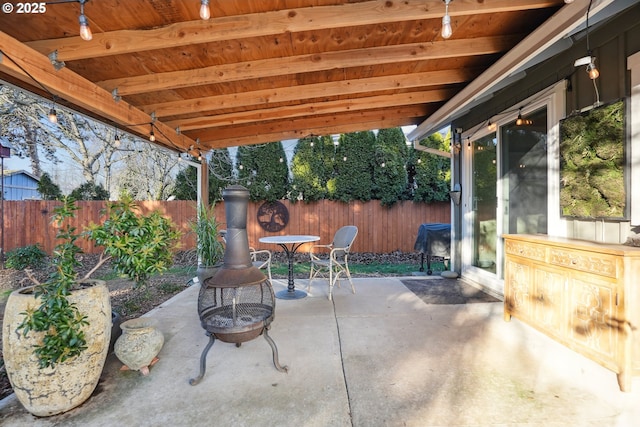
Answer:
xmin=1 ymin=199 xmax=450 ymax=255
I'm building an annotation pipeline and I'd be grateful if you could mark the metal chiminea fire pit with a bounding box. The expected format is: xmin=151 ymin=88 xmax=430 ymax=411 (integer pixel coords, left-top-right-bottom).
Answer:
xmin=190 ymin=185 xmax=288 ymax=386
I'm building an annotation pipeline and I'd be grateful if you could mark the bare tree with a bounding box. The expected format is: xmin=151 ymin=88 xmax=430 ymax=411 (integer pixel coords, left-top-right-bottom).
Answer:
xmin=115 ymin=143 xmax=181 ymax=200
xmin=0 ymin=85 xmax=57 ymax=176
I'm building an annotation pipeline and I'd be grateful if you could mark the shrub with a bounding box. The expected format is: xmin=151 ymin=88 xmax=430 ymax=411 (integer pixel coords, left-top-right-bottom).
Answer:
xmin=5 ymin=244 xmax=47 ymax=270
xmin=85 ymin=195 xmax=182 ymax=288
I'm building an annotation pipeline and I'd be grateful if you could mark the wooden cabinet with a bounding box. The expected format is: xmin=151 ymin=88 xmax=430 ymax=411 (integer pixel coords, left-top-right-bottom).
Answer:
xmin=503 ymin=234 xmax=640 ymax=391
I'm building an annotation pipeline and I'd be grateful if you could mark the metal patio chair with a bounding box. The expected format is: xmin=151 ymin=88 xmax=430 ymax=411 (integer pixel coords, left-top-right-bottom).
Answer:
xmin=307 ymin=225 xmax=358 ymax=301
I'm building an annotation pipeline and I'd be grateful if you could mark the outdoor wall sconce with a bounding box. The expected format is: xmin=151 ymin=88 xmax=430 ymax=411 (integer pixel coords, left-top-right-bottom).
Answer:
xmin=449 ymin=183 xmax=461 ymax=206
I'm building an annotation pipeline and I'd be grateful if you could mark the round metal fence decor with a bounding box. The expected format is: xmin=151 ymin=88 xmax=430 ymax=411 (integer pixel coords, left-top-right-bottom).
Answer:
xmin=257 ymin=201 xmax=289 ymax=232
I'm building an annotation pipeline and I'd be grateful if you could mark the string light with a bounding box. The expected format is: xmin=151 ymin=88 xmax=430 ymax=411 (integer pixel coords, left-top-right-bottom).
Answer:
xmin=199 ymin=0 xmax=211 ymax=20
xmin=515 ymin=108 xmax=533 ymax=126
xmin=78 ymin=0 xmax=92 ymax=41
xmin=441 ymin=0 xmax=453 ymax=39
xmin=48 ymin=107 xmax=58 ymax=124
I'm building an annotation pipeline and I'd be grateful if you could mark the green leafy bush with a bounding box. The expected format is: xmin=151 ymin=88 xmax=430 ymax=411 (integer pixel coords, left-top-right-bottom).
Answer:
xmin=85 ymin=195 xmax=181 ymax=287
xmin=5 ymin=244 xmax=47 ymax=270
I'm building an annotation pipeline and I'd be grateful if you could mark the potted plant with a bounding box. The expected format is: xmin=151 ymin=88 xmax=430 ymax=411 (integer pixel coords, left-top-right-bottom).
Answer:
xmin=191 ymin=202 xmax=225 ymax=284
xmin=2 ymin=195 xmax=181 ymax=417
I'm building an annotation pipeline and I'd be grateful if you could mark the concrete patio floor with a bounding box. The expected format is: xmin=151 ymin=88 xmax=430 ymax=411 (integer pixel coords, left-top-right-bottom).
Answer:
xmin=1 ymin=276 xmax=639 ymax=426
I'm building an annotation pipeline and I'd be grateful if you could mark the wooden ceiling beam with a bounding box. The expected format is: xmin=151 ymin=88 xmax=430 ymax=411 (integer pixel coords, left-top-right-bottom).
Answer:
xmin=99 ymin=36 xmax=518 ymax=96
xmin=188 ymin=105 xmax=429 ymax=146
xmin=167 ymin=88 xmax=457 ymax=131
xmin=143 ymin=68 xmax=477 ymax=118
xmin=0 ymin=32 xmax=196 ymax=153
xmin=25 ymin=0 xmax=560 ymax=61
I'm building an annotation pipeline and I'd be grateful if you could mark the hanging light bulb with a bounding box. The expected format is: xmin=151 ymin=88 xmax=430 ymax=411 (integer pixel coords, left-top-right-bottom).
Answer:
xmin=114 ymin=132 xmax=121 ymax=147
xmin=587 ymin=60 xmax=599 ymax=79
xmin=48 ymin=107 xmax=58 ymax=124
xmin=574 ymin=2 xmax=599 ymax=81
xmin=149 ymin=124 xmax=156 ymax=142
xmin=199 ymin=0 xmax=211 ymax=20
xmin=441 ymin=0 xmax=453 ymax=39
xmin=78 ymin=1 xmax=92 ymax=41
xmin=516 ymin=108 xmax=523 ymax=126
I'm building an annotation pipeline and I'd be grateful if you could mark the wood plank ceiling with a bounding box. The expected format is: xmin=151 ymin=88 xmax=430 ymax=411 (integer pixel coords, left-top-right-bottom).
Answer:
xmin=0 ymin=0 xmax=564 ymax=155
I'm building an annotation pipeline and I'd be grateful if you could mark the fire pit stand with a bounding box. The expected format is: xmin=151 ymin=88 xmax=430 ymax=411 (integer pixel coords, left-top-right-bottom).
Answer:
xmin=190 ymin=186 xmax=288 ymax=386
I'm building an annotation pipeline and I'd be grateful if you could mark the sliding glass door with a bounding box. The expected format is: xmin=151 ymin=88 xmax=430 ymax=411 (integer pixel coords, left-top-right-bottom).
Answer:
xmin=472 ymin=133 xmax=497 ymax=272
xmin=501 ymin=108 xmax=548 ymax=236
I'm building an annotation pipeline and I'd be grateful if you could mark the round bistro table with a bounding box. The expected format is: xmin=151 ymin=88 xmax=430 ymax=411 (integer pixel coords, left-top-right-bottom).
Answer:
xmin=259 ymin=235 xmax=320 ymax=299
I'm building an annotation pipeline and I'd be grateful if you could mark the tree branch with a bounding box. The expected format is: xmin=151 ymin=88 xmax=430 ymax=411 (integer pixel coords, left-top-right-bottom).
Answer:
xmin=23 ymin=268 xmax=42 ymax=286
xmin=81 ymin=252 xmax=112 ymax=280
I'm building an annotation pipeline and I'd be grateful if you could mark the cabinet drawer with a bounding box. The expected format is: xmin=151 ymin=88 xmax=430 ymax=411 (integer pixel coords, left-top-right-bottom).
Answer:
xmin=548 ymin=248 xmax=618 ymax=279
xmin=505 ymin=240 xmax=546 ymax=261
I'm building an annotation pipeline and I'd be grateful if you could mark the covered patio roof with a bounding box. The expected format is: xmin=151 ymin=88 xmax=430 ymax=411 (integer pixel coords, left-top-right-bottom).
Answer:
xmin=0 ymin=0 xmax=576 ymax=157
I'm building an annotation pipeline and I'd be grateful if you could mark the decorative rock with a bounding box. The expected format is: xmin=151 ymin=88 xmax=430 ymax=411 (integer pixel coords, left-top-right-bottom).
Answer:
xmin=441 ymin=270 xmax=459 ymax=279
xmin=114 ymin=318 xmax=164 ymax=376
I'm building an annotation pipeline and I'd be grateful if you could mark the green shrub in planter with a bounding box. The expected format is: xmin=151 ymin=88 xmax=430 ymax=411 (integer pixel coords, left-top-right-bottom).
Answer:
xmin=17 ymin=195 xmax=182 ymax=368
xmin=17 ymin=198 xmax=90 ymax=368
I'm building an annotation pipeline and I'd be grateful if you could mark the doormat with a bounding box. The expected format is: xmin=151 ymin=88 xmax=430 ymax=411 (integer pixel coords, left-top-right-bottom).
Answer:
xmin=401 ymin=278 xmax=500 ymax=305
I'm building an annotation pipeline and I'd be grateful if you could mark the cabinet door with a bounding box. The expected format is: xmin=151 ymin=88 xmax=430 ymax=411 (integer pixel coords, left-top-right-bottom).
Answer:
xmin=533 ymin=266 xmax=566 ymax=339
xmin=567 ymin=273 xmax=618 ymax=371
xmin=505 ymin=258 xmax=533 ymax=319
